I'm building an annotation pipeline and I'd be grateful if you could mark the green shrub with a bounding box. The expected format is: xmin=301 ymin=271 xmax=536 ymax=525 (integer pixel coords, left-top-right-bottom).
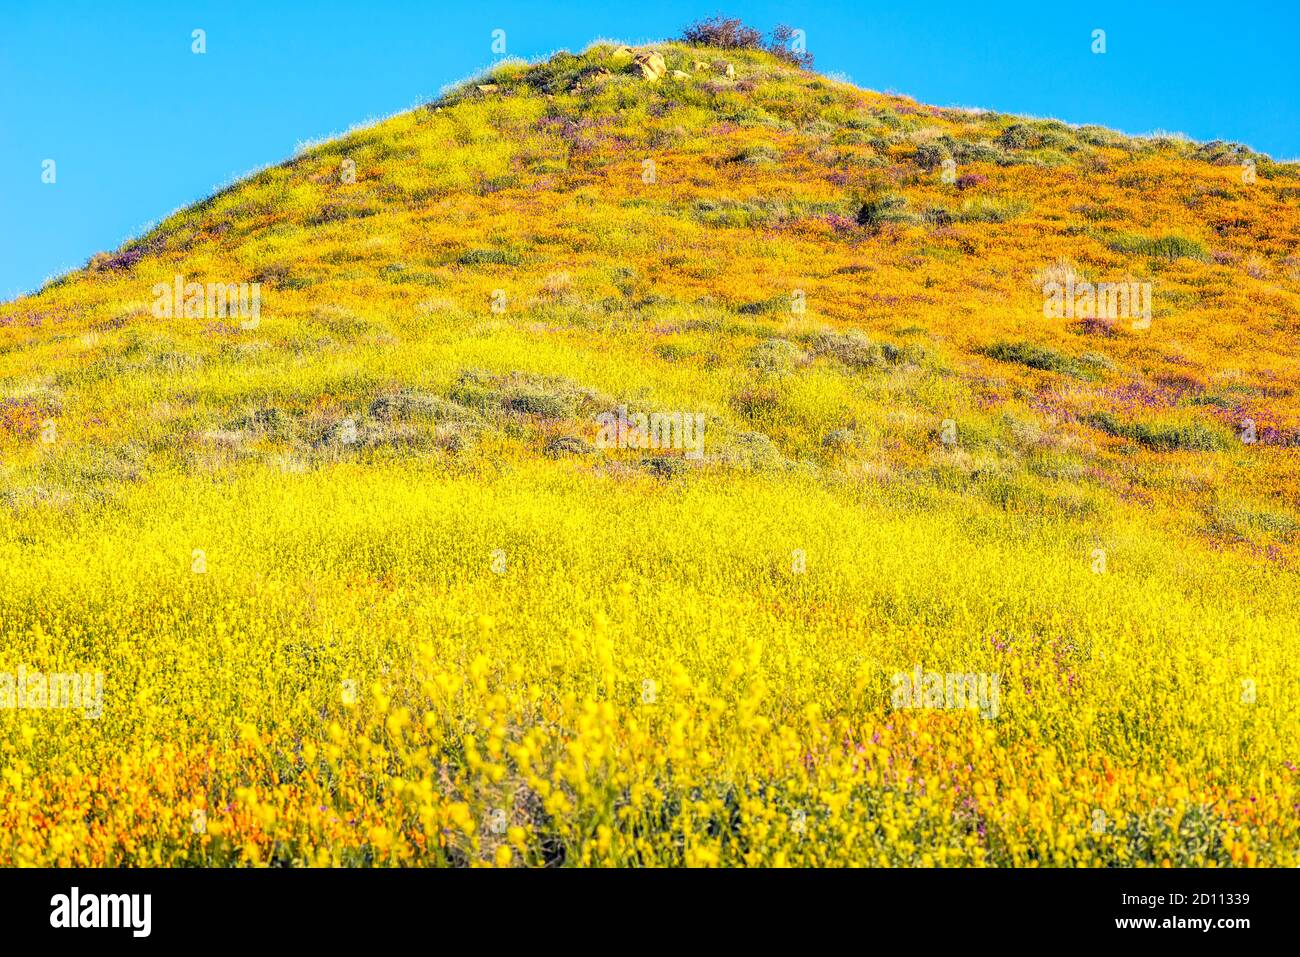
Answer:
xmin=996 ymin=123 xmax=1036 ymax=150
xmin=728 ymin=144 xmax=782 ymax=166
xmin=922 ymin=205 xmax=954 ymax=227
xmin=1086 ymin=411 xmax=1230 ymax=451
xmin=1104 ymin=232 xmax=1208 ymax=261
xmin=545 ymin=434 xmax=597 ymax=457
xmin=808 ymin=331 xmax=919 ymax=369
xmin=996 ymin=121 xmax=1074 ymax=152
xmin=1076 ymin=125 xmax=1130 ymax=149
xmin=749 ymin=338 xmax=804 ymax=376
xmin=1207 ymin=503 xmax=1298 ymax=540
xmin=694 ymin=198 xmax=779 ymax=229
xmin=856 ymin=193 xmax=913 ymax=229
xmin=954 ymin=196 xmax=1030 ymax=223
xmin=950 ymin=139 xmax=1009 ymax=165
xmin=449 ymin=370 xmax=603 ymax=421
xmin=912 ymin=142 xmax=951 ymax=170
xmin=1193 ymin=141 xmax=1260 ymax=166
xmin=504 ymin=389 xmax=576 ymax=418
xmin=457 ymin=248 xmax=522 ymax=266
xmin=738 ymin=294 xmax=794 ymax=316
xmin=369 ymin=390 xmax=464 ymax=423
xmin=984 ymin=341 xmax=1083 ymax=377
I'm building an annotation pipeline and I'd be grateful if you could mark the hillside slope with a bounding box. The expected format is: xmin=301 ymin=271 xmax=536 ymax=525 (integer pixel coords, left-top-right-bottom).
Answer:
xmin=2 ymin=41 xmax=1299 ymax=866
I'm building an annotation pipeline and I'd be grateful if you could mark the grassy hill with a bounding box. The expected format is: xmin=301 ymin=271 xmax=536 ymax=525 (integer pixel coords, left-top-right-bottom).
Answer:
xmin=2 ymin=37 xmax=1299 ymax=866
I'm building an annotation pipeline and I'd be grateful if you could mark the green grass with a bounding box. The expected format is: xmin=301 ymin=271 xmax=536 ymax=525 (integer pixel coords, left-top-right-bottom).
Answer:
xmin=1103 ymin=232 xmax=1209 ymax=261
xmin=983 ymin=341 xmax=1086 ymax=377
xmin=954 ymin=196 xmax=1030 ymax=223
xmin=1086 ymin=411 xmax=1231 ymax=452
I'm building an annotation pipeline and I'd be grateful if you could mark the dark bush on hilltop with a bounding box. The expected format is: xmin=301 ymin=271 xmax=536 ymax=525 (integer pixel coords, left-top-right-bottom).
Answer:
xmin=681 ymin=17 xmax=814 ymax=68
xmin=682 ymin=16 xmax=762 ymax=49
xmin=996 ymin=120 xmax=1074 ymax=153
xmin=1194 ymin=140 xmax=1262 ymax=167
xmin=769 ymin=25 xmax=814 ymax=68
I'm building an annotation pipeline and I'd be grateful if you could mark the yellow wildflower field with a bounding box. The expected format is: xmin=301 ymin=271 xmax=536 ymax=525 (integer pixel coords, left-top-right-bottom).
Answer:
xmin=1 ymin=40 xmax=1298 ymax=867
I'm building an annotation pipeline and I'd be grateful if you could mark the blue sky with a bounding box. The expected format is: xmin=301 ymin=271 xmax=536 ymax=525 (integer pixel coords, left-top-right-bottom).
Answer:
xmin=2 ymin=0 xmax=1297 ymax=300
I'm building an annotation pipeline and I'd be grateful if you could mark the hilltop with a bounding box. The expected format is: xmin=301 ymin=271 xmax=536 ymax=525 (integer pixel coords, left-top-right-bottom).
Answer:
xmin=6 ymin=41 xmax=1300 ymax=537
xmin=1 ymin=38 xmax=1299 ymax=867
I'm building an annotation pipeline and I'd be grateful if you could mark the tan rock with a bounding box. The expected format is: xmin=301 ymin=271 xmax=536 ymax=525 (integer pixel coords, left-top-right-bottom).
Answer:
xmin=632 ymin=51 xmax=667 ymax=81
xmin=670 ymin=70 xmax=691 ymax=79
xmin=723 ymin=63 xmax=736 ymax=79
xmin=693 ymin=60 xmax=710 ymax=72
xmin=476 ymin=84 xmax=499 ymax=93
